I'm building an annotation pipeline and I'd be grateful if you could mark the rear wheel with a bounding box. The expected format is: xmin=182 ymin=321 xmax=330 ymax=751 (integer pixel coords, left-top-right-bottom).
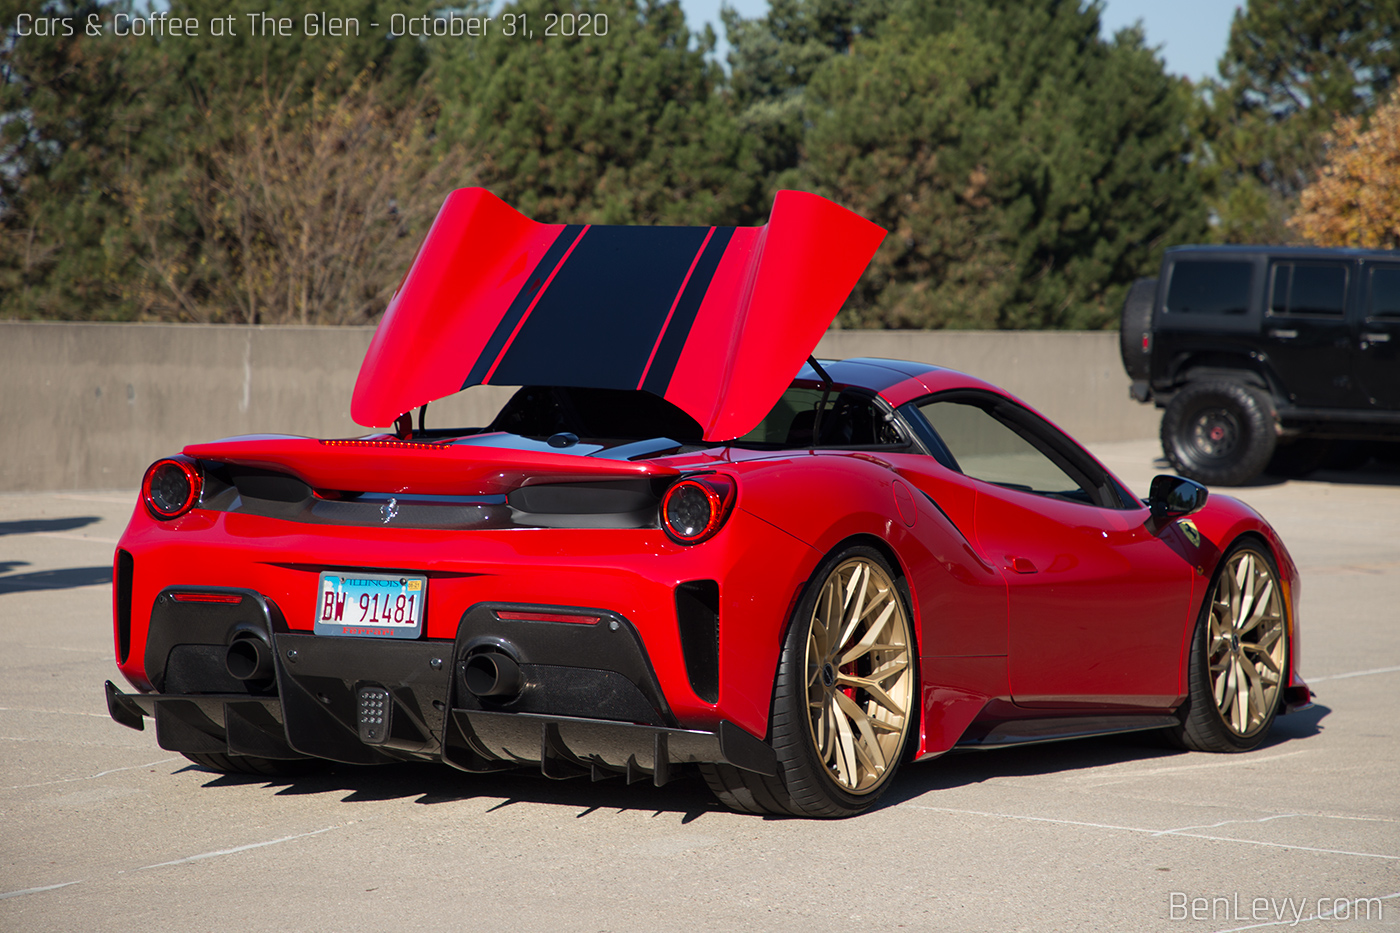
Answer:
xmin=1169 ymin=541 xmax=1288 ymax=752
xmin=181 ymin=752 xmax=325 ymax=777
xmin=1161 ymin=381 xmax=1277 ymax=486
xmin=701 ymin=546 xmax=916 ymax=817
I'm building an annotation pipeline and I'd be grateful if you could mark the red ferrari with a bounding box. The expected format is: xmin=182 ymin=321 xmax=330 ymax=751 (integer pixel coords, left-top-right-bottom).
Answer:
xmin=106 ymin=189 xmax=1311 ymax=817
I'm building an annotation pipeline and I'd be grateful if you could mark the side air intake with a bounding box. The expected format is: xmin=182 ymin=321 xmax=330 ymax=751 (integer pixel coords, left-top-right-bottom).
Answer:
xmin=675 ymin=580 xmax=720 ymax=704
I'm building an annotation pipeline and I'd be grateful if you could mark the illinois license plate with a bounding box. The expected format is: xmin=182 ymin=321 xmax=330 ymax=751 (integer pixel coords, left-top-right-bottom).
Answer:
xmin=314 ymin=571 xmax=426 ymax=639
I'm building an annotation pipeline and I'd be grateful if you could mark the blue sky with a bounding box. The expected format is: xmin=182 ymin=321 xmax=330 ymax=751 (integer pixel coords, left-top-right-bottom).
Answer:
xmin=680 ymin=0 xmax=1244 ymax=83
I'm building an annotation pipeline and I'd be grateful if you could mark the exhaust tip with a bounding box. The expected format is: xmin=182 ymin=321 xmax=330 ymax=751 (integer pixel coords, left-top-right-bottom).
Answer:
xmin=226 ymin=636 xmax=273 ymax=682
xmin=464 ymin=651 xmax=523 ymax=698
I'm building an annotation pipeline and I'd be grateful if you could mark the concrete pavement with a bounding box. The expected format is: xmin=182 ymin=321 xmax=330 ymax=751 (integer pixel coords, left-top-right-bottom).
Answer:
xmin=1 ymin=445 xmax=1395 ymax=932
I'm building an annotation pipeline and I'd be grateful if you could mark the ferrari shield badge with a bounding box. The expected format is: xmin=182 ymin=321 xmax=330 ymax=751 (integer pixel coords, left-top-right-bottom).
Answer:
xmin=1179 ymin=519 xmax=1201 ymax=548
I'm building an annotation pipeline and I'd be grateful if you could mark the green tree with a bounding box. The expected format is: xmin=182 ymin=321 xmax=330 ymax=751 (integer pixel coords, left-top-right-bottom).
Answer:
xmin=432 ymin=0 xmax=758 ymax=225
xmin=1 ymin=0 xmax=435 ymax=321
xmin=722 ymin=0 xmax=890 ymax=191
xmin=794 ymin=0 xmax=1205 ymax=328
xmin=1204 ymin=0 xmax=1400 ymax=243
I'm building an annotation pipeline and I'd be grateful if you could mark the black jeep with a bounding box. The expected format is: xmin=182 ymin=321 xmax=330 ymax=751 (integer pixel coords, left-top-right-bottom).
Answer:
xmin=1122 ymin=245 xmax=1400 ymax=485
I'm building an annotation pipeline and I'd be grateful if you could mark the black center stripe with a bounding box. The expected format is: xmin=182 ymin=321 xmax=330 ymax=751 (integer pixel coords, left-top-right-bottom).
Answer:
xmin=640 ymin=226 xmax=735 ymax=397
xmin=462 ymin=224 xmax=586 ymax=390
xmin=487 ymin=226 xmax=716 ymax=390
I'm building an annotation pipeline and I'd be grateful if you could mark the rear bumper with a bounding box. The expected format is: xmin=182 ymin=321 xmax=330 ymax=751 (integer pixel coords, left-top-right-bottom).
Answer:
xmin=104 ymin=599 xmax=778 ymax=782
xmin=106 ymin=681 xmax=775 ymax=783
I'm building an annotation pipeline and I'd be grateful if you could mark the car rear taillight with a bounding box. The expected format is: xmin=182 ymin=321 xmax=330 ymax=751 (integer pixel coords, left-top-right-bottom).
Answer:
xmin=141 ymin=456 xmax=202 ymax=520
xmin=661 ymin=475 xmax=735 ymax=545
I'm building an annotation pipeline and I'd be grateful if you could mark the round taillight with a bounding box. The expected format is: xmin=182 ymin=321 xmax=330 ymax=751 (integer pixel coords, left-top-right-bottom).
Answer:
xmin=142 ymin=457 xmax=202 ymax=520
xmin=661 ymin=476 xmax=734 ymax=544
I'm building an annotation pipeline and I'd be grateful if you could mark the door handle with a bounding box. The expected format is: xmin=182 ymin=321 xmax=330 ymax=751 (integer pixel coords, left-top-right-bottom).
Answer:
xmin=1006 ymin=556 xmax=1037 ymax=574
xmin=1268 ymin=328 xmax=1298 ymax=339
xmin=1362 ymin=332 xmax=1391 ymax=343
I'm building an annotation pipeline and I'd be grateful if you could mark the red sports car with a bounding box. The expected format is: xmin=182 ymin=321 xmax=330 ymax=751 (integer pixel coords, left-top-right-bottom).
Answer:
xmin=106 ymin=189 xmax=1311 ymax=817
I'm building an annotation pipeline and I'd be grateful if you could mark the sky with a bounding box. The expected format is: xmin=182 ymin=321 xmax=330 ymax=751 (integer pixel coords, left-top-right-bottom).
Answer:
xmin=680 ymin=0 xmax=1244 ymax=84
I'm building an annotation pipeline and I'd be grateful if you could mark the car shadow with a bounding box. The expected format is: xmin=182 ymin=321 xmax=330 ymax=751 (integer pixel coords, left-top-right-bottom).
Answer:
xmin=180 ymin=704 xmax=1332 ymax=821
xmin=0 ymin=516 xmax=102 ymax=536
xmin=0 ymin=565 xmax=113 ymax=593
xmin=1152 ymin=455 xmax=1400 ymax=489
xmin=1299 ymin=461 xmax=1400 ymax=487
xmin=882 ymin=702 xmax=1332 ymax=808
xmin=188 ymin=760 xmax=725 ymax=823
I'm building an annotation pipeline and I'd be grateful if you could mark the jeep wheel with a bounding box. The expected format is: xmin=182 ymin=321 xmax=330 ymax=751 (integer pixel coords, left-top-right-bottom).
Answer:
xmin=1161 ymin=382 xmax=1277 ymax=486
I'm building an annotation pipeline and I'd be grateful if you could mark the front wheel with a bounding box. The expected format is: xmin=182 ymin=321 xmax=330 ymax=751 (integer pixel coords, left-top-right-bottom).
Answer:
xmin=1168 ymin=541 xmax=1289 ymax=752
xmin=701 ymin=546 xmax=917 ymax=817
xmin=1161 ymin=381 xmax=1277 ymax=486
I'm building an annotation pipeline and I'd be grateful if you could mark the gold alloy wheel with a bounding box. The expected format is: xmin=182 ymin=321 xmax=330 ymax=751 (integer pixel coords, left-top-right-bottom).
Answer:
xmin=804 ymin=556 xmax=914 ymax=794
xmin=1206 ymin=549 xmax=1287 ymax=736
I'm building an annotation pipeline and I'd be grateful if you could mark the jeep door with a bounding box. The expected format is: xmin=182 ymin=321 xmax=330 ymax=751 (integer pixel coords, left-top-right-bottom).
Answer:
xmin=1355 ymin=263 xmax=1400 ymax=410
xmin=1262 ymin=260 xmax=1363 ymax=407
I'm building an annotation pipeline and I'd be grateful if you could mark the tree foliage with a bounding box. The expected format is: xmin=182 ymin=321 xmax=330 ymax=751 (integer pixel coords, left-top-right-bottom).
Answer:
xmin=432 ymin=0 xmax=759 ymax=225
xmin=7 ymin=0 xmax=1375 ymax=331
xmin=786 ymin=0 xmax=1205 ymax=328
xmin=1290 ymin=89 xmax=1400 ymax=249
xmin=0 ymin=0 xmax=441 ymax=321
xmin=126 ymin=78 xmax=468 ymax=324
xmin=1204 ymin=0 xmax=1400 ymax=243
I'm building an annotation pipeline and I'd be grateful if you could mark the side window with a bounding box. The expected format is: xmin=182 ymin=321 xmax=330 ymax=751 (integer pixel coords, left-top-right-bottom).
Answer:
xmin=1368 ymin=266 xmax=1400 ymax=318
xmin=1269 ymin=262 xmax=1347 ymax=316
xmin=915 ymin=398 xmax=1097 ymax=504
xmin=741 ymin=387 xmax=902 ymax=447
xmin=1164 ymin=261 xmax=1253 ymax=315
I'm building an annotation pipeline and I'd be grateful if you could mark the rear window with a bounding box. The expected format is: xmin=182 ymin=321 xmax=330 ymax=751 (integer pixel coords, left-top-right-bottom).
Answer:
xmin=1164 ymin=261 xmax=1253 ymax=315
xmin=1368 ymin=266 xmax=1400 ymax=318
xmin=1269 ymin=262 xmax=1347 ymax=316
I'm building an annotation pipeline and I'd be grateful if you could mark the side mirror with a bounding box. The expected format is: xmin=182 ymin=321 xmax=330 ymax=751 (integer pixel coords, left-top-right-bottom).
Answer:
xmin=1148 ymin=475 xmax=1208 ymax=520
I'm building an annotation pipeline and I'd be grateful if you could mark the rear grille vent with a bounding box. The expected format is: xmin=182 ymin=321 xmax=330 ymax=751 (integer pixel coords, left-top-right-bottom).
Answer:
xmin=115 ymin=549 xmax=134 ymax=664
xmin=675 ymin=580 xmax=720 ymax=704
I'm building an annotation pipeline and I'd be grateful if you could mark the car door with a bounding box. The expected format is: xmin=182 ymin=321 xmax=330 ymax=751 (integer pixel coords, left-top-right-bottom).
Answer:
xmin=896 ymin=391 xmax=1197 ymax=708
xmin=1355 ymin=263 xmax=1400 ymax=410
xmin=1262 ymin=260 xmax=1362 ymax=407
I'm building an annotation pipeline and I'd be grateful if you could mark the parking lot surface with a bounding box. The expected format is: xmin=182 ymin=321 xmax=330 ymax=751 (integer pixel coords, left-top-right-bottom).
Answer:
xmin=1 ymin=440 xmax=1396 ymax=932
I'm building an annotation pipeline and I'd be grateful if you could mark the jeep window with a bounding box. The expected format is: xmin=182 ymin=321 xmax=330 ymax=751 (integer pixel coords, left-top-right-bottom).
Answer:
xmin=1368 ymin=266 xmax=1400 ymax=318
xmin=1164 ymin=261 xmax=1252 ymax=315
xmin=1269 ymin=262 xmax=1347 ymax=317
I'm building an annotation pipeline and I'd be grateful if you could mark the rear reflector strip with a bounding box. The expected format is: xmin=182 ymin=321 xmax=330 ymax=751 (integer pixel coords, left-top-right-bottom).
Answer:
xmin=320 ymin=439 xmax=450 ymax=450
xmin=170 ymin=592 xmax=244 ymax=604
xmin=495 ymin=610 xmax=601 ymax=625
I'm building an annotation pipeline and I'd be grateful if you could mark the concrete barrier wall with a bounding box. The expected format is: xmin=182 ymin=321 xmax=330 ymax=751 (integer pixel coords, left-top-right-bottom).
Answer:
xmin=0 ymin=321 xmax=1157 ymax=492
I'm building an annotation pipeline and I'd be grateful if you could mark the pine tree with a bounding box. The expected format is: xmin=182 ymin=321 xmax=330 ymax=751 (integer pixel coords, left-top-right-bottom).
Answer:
xmin=432 ymin=0 xmax=759 ymax=226
xmin=793 ymin=0 xmax=1204 ymax=328
xmin=1205 ymin=0 xmax=1400 ymax=243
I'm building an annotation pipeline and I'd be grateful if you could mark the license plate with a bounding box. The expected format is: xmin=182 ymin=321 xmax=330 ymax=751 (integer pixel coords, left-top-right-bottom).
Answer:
xmin=314 ymin=571 xmax=426 ymax=639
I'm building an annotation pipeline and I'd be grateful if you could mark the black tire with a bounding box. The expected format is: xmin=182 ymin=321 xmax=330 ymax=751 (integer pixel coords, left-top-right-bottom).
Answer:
xmin=1161 ymin=381 xmax=1277 ymax=486
xmin=1119 ymin=277 xmax=1157 ymax=382
xmin=1167 ymin=540 xmax=1288 ymax=752
xmin=1265 ymin=438 xmax=1332 ymax=478
xmin=181 ymin=752 xmax=325 ymax=777
xmin=700 ymin=545 xmax=918 ymax=818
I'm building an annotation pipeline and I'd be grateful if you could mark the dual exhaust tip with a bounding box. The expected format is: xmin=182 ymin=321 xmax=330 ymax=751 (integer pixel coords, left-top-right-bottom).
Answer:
xmin=463 ymin=650 xmax=523 ymax=698
xmin=224 ymin=636 xmax=524 ymax=701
